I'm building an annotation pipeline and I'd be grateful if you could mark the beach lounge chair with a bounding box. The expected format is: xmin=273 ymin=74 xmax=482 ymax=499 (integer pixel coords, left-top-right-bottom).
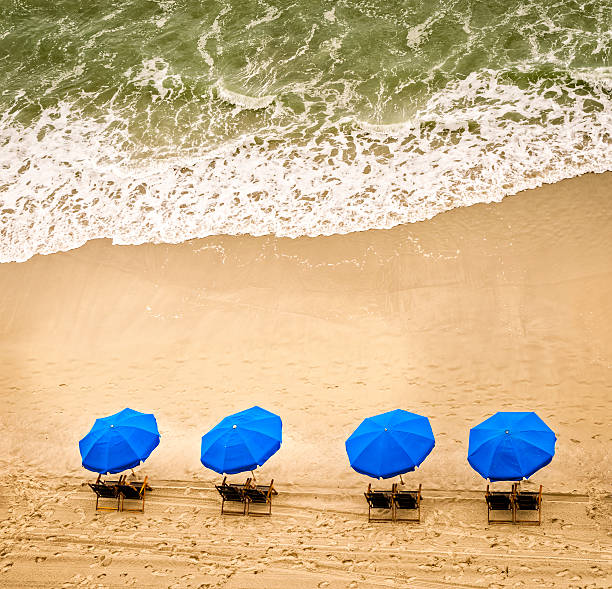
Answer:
xmin=485 ymin=484 xmax=515 ymax=524
xmin=118 ymin=476 xmax=149 ymax=513
xmin=393 ymin=483 xmax=422 ymax=523
xmin=88 ymin=474 xmax=122 ymax=511
xmin=215 ymin=476 xmax=250 ymax=515
xmin=514 ymin=484 xmax=543 ymax=526
xmin=243 ymin=479 xmax=277 ymax=516
xmin=364 ymin=483 xmax=394 ymax=522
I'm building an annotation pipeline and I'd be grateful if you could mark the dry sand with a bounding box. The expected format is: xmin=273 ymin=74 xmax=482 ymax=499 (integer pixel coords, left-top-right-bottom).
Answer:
xmin=0 ymin=172 xmax=611 ymax=587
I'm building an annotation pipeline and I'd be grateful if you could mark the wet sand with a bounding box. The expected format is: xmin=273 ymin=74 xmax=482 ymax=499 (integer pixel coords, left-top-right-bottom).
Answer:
xmin=0 ymin=172 xmax=610 ymax=587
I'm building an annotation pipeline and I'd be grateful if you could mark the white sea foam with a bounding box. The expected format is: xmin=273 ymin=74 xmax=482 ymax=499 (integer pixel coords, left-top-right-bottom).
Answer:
xmin=214 ymin=80 xmax=276 ymax=110
xmin=323 ymin=8 xmax=336 ymax=23
xmin=405 ymin=22 xmax=430 ymax=50
xmin=245 ymin=4 xmax=281 ymax=30
xmin=0 ymin=69 xmax=610 ymax=263
xmin=196 ymin=4 xmax=231 ymax=69
xmin=571 ymin=66 xmax=612 ymax=86
xmin=125 ymin=58 xmax=184 ymax=100
xmin=356 ymin=120 xmax=418 ymax=134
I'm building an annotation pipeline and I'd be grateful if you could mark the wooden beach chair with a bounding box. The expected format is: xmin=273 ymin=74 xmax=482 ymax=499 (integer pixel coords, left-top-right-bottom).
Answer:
xmin=243 ymin=479 xmax=277 ymax=516
xmin=364 ymin=483 xmax=394 ymax=522
xmin=118 ymin=476 xmax=149 ymax=513
xmin=514 ymin=484 xmax=543 ymax=526
xmin=393 ymin=483 xmax=422 ymax=523
xmin=485 ymin=484 xmax=515 ymax=524
xmin=215 ymin=476 xmax=250 ymax=515
xmin=88 ymin=474 xmax=122 ymax=511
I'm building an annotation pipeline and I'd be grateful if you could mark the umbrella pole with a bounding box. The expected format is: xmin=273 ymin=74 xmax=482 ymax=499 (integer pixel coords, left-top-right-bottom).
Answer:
xmin=399 ymin=474 xmax=405 ymax=486
xmin=251 ymin=470 xmax=256 ymax=484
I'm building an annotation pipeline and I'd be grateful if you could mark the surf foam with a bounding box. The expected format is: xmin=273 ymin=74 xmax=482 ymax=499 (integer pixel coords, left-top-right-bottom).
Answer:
xmin=0 ymin=69 xmax=610 ymax=263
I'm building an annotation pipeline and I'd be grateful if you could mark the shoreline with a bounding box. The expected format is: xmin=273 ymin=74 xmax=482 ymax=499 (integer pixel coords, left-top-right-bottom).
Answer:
xmin=3 ymin=166 xmax=612 ymax=265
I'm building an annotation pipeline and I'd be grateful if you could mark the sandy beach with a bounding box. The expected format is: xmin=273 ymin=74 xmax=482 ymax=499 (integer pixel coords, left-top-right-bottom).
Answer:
xmin=1 ymin=172 xmax=611 ymax=587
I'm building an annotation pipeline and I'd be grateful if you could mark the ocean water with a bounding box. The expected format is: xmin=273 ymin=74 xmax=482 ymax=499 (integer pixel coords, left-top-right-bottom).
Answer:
xmin=0 ymin=0 xmax=610 ymax=262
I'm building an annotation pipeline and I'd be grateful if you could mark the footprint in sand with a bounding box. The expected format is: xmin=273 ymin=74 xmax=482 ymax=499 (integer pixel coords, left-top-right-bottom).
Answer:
xmin=476 ymin=565 xmax=497 ymax=574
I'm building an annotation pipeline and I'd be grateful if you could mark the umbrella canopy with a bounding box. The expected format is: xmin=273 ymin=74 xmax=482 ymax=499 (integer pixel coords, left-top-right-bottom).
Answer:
xmin=345 ymin=409 xmax=435 ymax=479
xmin=468 ymin=411 xmax=556 ymax=481
xmin=201 ymin=406 xmax=282 ymax=475
xmin=79 ymin=408 xmax=161 ymax=474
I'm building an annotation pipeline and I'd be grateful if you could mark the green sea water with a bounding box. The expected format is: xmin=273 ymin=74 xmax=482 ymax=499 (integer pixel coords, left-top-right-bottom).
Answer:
xmin=0 ymin=0 xmax=611 ymax=261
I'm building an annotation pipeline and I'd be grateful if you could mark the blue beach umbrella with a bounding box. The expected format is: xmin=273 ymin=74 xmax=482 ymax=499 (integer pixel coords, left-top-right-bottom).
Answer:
xmin=79 ymin=408 xmax=161 ymax=475
xmin=201 ymin=406 xmax=282 ymax=475
xmin=468 ymin=411 xmax=556 ymax=482
xmin=345 ymin=409 xmax=435 ymax=479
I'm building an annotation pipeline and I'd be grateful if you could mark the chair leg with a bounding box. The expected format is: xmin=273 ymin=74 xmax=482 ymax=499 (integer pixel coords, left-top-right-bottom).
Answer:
xmin=220 ymin=498 xmax=248 ymax=516
xmin=539 ymin=503 xmax=542 ymax=526
xmin=118 ymin=494 xmax=145 ymax=513
xmin=95 ymin=495 xmax=121 ymax=511
xmin=516 ymin=510 xmax=542 ymax=525
xmin=395 ymin=510 xmax=420 ymax=523
xmin=487 ymin=505 xmax=514 ymax=524
xmin=245 ymin=500 xmax=272 ymax=516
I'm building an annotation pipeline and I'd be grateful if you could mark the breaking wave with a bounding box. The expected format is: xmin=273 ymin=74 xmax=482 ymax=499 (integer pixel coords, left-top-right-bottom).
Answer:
xmin=214 ymin=81 xmax=277 ymax=110
xmin=0 ymin=0 xmax=611 ymax=262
